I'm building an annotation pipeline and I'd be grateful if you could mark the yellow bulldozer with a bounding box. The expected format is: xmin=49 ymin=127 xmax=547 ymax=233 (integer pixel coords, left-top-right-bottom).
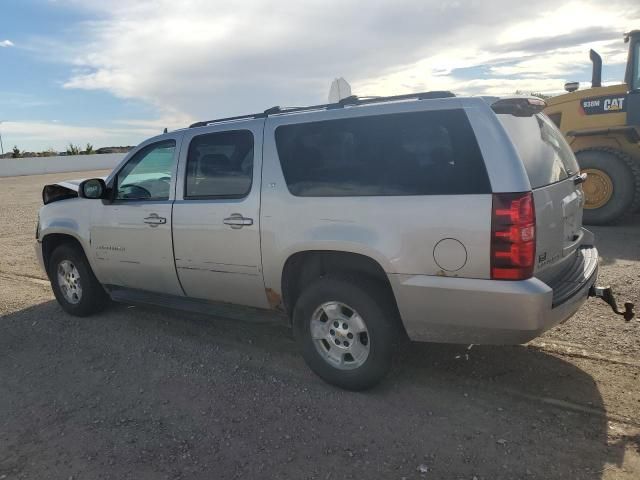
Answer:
xmin=544 ymin=30 xmax=640 ymax=224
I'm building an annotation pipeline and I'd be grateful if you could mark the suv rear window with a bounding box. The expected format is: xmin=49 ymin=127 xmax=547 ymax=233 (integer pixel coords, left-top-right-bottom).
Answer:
xmin=275 ymin=109 xmax=490 ymax=197
xmin=498 ymin=113 xmax=579 ymax=189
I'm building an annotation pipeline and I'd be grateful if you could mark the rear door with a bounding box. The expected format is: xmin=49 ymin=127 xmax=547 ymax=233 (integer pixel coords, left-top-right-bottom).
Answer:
xmin=498 ymin=113 xmax=584 ymax=282
xmin=171 ymin=120 xmax=268 ymax=309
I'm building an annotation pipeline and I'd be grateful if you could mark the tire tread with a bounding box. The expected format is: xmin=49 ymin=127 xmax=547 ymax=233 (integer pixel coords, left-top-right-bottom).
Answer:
xmin=49 ymin=243 xmax=109 ymax=317
xmin=293 ymin=274 xmax=398 ymax=390
xmin=575 ymin=147 xmax=639 ymax=224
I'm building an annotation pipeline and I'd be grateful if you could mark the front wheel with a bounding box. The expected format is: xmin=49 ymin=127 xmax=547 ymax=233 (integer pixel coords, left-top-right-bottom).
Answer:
xmin=293 ymin=276 xmax=398 ymax=390
xmin=49 ymin=244 xmax=109 ymax=316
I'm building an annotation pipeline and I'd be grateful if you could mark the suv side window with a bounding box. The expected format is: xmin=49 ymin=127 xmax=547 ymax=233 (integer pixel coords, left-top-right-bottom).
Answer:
xmin=116 ymin=140 xmax=176 ymax=201
xmin=185 ymin=130 xmax=254 ymax=199
xmin=274 ymin=109 xmax=490 ymax=197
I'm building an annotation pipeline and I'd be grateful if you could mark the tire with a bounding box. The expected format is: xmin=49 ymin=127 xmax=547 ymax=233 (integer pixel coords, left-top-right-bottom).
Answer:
xmin=575 ymin=148 xmax=639 ymax=225
xmin=49 ymin=243 xmax=109 ymax=316
xmin=293 ymin=275 xmax=398 ymax=391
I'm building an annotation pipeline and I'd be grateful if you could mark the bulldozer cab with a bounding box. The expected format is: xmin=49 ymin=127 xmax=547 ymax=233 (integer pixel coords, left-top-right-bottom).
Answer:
xmin=544 ymin=30 xmax=640 ymax=225
xmin=625 ymin=31 xmax=640 ymax=88
xmin=625 ymin=30 xmax=640 ymax=125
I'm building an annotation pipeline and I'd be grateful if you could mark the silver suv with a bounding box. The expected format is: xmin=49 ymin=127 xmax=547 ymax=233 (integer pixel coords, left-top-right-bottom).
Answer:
xmin=36 ymin=92 xmax=633 ymax=390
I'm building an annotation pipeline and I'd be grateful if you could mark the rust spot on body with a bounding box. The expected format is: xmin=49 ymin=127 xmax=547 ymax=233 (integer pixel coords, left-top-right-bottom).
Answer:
xmin=265 ymin=288 xmax=283 ymax=310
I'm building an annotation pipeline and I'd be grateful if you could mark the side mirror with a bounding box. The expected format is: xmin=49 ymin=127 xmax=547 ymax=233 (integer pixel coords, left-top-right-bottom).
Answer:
xmin=78 ymin=178 xmax=107 ymax=199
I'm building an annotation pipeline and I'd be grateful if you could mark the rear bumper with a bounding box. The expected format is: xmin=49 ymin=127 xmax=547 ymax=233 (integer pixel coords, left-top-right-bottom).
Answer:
xmin=389 ymin=246 xmax=598 ymax=344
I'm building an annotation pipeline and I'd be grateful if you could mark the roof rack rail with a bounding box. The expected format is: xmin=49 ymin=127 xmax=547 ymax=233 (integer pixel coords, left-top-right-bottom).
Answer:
xmin=188 ymin=90 xmax=455 ymax=128
xmin=189 ymin=112 xmax=263 ymax=128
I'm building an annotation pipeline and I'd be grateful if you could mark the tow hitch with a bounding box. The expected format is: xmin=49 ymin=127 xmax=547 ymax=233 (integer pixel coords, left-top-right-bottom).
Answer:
xmin=589 ymin=286 xmax=635 ymax=321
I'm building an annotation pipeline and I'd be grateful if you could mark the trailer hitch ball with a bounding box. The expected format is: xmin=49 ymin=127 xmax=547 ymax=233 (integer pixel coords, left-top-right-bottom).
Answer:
xmin=589 ymin=286 xmax=635 ymax=321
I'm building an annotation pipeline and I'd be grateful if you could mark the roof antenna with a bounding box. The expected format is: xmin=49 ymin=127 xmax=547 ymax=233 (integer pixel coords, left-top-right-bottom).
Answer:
xmin=328 ymin=78 xmax=352 ymax=103
xmin=163 ymin=127 xmax=168 ymax=133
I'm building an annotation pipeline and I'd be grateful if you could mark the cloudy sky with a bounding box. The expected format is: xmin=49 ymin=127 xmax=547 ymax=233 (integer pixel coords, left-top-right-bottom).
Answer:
xmin=1 ymin=0 xmax=639 ymax=152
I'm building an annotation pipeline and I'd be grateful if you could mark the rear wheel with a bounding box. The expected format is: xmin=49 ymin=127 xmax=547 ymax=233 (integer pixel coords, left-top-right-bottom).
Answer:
xmin=293 ymin=276 xmax=398 ymax=390
xmin=49 ymin=244 xmax=109 ymax=316
xmin=575 ymin=148 xmax=639 ymax=225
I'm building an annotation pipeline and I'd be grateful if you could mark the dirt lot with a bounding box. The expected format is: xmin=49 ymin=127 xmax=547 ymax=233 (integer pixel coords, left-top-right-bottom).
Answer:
xmin=0 ymin=171 xmax=638 ymax=480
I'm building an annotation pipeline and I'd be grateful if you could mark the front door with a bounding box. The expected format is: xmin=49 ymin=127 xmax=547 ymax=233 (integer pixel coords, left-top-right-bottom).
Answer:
xmin=90 ymin=136 xmax=184 ymax=296
xmin=172 ymin=120 xmax=268 ymax=308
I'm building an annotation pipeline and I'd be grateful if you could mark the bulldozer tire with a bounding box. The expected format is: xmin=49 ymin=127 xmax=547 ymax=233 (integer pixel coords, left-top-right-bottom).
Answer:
xmin=575 ymin=147 xmax=640 ymax=225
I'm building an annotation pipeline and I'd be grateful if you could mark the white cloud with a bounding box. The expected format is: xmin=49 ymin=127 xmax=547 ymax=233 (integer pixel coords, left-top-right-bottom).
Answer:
xmin=496 ymin=2 xmax=635 ymax=45
xmin=0 ymin=120 xmax=159 ymax=153
xmin=112 ymin=111 xmax=196 ymax=131
xmin=55 ymin=1 xmax=639 ymax=117
xmin=0 ymin=39 xmax=14 ymax=47
xmin=12 ymin=0 xmax=639 ymax=150
xmin=59 ymin=0 xmax=640 ymax=118
xmin=0 ymin=92 xmax=54 ymax=108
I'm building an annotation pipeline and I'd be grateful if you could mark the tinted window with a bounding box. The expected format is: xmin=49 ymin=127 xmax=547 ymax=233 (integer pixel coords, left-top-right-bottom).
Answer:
xmin=498 ymin=113 xmax=579 ymax=189
xmin=116 ymin=140 xmax=175 ymax=200
xmin=274 ymin=109 xmax=490 ymax=197
xmin=185 ymin=130 xmax=254 ymax=198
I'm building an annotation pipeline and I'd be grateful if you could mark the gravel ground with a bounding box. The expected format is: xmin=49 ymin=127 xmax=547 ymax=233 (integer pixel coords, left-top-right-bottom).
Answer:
xmin=0 ymin=171 xmax=638 ymax=480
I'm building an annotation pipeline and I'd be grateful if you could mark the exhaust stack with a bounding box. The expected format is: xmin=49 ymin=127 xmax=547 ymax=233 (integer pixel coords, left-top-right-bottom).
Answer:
xmin=590 ymin=49 xmax=602 ymax=88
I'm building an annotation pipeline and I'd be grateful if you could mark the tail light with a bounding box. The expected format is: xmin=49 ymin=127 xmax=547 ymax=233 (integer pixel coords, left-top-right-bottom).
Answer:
xmin=491 ymin=192 xmax=536 ymax=280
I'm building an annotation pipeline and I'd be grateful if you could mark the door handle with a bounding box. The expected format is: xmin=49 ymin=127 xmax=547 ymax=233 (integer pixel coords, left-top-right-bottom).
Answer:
xmin=143 ymin=213 xmax=167 ymax=227
xmin=223 ymin=213 xmax=254 ymax=229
